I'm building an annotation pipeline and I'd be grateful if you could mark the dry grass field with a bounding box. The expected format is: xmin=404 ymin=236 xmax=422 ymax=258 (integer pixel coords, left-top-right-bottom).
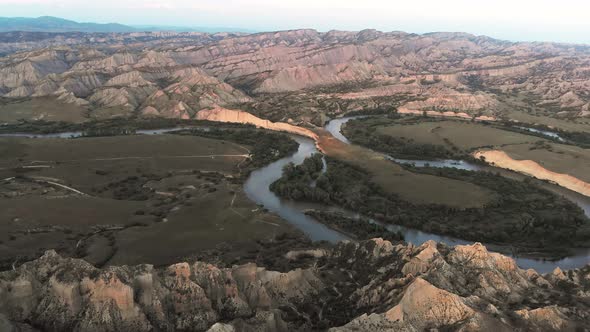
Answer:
xmin=506 ymin=109 xmax=590 ymax=133
xmin=501 ymin=143 xmax=590 ymax=183
xmin=347 ymin=116 xmax=590 ymax=198
xmin=0 ymin=97 xmax=88 ymax=123
xmin=376 ymin=120 xmax=539 ymax=150
xmin=315 ymin=128 xmax=495 ymax=208
xmin=0 ymin=134 xmax=295 ymax=269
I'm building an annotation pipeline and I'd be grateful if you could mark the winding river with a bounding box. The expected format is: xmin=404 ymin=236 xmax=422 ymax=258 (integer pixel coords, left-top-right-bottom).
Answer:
xmin=2 ymin=120 xmax=589 ymax=272
xmin=243 ymin=135 xmax=349 ymax=243
xmin=0 ymin=126 xmax=205 ymax=139
xmin=516 ymin=126 xmax=565 ymax=141
xmin=319 ymin=116 xmax=589 ymax=272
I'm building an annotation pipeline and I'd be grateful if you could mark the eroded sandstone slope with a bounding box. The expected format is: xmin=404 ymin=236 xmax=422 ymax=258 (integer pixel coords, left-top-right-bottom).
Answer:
xmin=1 ymin=29 xmax=590 ymax=123
xmin=474 ymin=150 xmax=590 ymax=197
xmin=1 ymin=239 xmax=588 ymax=331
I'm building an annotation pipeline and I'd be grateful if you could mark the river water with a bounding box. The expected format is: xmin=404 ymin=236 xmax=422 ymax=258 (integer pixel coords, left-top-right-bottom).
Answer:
xmin=2 ymin=121 xmax=588 ymax=272
xmin=0 ymin=126 xmax=206 ymax=139
xmin=516 ymin=126 xmax=565 ymax=141
xmin=243 ymin=136 xmax=349 ymax=243
xmin=321 ymin=116 xmax=589 ymax=272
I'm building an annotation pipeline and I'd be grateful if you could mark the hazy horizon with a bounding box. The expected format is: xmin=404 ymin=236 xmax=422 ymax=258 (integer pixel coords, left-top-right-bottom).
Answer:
xmin=1 ymin=0 xmax=589 ymax=44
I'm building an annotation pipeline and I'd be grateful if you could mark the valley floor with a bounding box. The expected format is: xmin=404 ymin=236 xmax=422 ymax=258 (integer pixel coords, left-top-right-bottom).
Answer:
xmin=0 ymin=129 xmax=302 ymax=270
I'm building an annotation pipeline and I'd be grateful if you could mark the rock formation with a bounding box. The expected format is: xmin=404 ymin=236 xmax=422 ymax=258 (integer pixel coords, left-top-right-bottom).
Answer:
xmin=196 ymin=107 xmax=319 ymax=141
xmin=1 ymin=239 xmax=588 ymax=331
xmin=474 ymin=150 xmax=590 ymax=197
xmin=1 ymin=29 xmax=590 ymax=122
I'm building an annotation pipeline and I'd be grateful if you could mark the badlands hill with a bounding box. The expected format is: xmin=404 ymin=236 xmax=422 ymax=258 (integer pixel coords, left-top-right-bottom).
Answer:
xmin=1 ymin=238 xmax=588 ymax=331
xmin=1 ymin=29 xmax=589 ymax=124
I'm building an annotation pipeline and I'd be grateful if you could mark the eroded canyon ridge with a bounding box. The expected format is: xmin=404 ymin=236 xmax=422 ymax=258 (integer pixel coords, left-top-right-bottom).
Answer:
xmin=1 ymin=29 xmax=590 ymax=331
xmin=2 ymin=239 xmax=590 ymax=331
xmin=1 ymin=29 xmax=590 ymax=122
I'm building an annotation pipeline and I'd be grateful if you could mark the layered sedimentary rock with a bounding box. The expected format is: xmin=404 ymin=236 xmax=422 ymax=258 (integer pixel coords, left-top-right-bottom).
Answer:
xmin=1 ymin=29 xmax=589 ymax=121
xmin=196 ymin=107 xmax=319 ymax=141
xmin=474 ymin=150 xmax=590 ymax=197
xmin=1 ymin=239 xmax=588 ymax=331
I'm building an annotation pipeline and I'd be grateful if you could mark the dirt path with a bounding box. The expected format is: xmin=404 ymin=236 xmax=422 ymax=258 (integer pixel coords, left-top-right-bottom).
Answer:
xmin=25 ymin=154 xmax=250 ymax=164
xmin=2 ymin=176 xmax=89 ymax=196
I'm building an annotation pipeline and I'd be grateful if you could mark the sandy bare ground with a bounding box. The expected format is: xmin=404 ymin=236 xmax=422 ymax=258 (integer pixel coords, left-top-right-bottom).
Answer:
xmin=474 ymin=150 xmax=590 ymax=197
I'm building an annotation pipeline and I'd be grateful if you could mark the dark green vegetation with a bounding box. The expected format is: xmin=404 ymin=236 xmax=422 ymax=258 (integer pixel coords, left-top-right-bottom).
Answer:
xmin=272 ymin=155 xmax=590 ymax=258
xmin=348 ymin=114 xmax=590 ymax=156
xmin=497 ymin=120 xmax=590 ymax=148
xmin=341 ymin=115 xmax=575 ymax=160
xmin=305 ymin=210 xmax=404 ymax=243
xmin=175 ymin=127 xmax=298 ymax=173
xmin=0 ymin=117 xmax=247 ymax=135
xmin=271 ymin=153 xmax=327 ymax=201
xmin=0 ymin=125 xmax=300 ymax=271
xmin=343 ymin=115 xmax=465 ymax=160
xmin=1 ymin=117 xmax=299 ymax=175
xmin=559 ymin=130 xmax=590 ymax=148
xmin=342 ymin=115 xmax=590 ymax=185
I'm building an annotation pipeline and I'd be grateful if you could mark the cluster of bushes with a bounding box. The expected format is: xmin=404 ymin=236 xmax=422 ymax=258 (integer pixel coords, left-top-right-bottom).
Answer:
xmin=177 ymin=127 xmax=299 ymax=172
xmin=101 ymin=175 xmax=155 ymax=201
xmin=271 ymin=155 xmax=589 ymax=257
xmin=82 ymin=127 xmax=137 ymax=137
xmin=270 ymin=154 xmax=327 ymax=201
xmin=343 ymin=117 xmax=462 ymax=160
xmin=306 ymin=210 xmax=404 ymax=242
xmin=498 ymin=121 xmax=590 ymax=148
xmin=560 ymin=131 xmax=590 ymax=148
xmin=0 ymin=118 xmax=253 ymax=135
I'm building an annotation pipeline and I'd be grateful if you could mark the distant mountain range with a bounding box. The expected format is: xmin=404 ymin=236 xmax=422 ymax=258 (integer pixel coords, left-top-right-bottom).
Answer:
xmin=1 ymin=28 xmax=589 ymax=122
xmin=0 ymin=16 xmax=255 ymax=33
xmin=0 ymin=16 xmax=135 ymax=33
xmin=132 ymin=25 xmax=257 ymax=34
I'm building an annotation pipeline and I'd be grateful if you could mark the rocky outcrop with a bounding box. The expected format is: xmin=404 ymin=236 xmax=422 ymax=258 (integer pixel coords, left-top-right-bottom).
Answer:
xmin=400 ymin=90 xmax=498 ymax=114
xmin=1 ymin=239 xmax=588 ymax=331
xmin=196 ymin=107 xmax=319 ymax=141
xmin=2 ymin=29 xmax=590 ymax=122
xmin=384 ymin=277 xmax=477 ymax=328
xmin=474 ymin=150 xmax=590 ymax=197
xmin=254 ymin=61 xmax=382 ymax=93
xmin=139 ymin=68 xmax=252 ymax=118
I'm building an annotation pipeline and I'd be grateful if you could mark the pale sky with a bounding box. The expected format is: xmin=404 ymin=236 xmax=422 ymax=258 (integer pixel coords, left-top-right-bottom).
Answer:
xmin=1 ymin=0 xmax=589 ymax=44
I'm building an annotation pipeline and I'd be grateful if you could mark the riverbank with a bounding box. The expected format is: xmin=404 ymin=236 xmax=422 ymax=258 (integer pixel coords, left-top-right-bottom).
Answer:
xmin=397 ymin=107 xmax=497 ymax=121
xmin=474 ymin=150 xmax=590 ymax=198
xmin=3 ymin=113 xmax=588 ymax=271
xmin=189 ymin=107 xmax=494 ymax=207
xmin=196 ymin=106 xmax=319 ymax=142
xmin=0 ymin=127 xmax=303 ymax=271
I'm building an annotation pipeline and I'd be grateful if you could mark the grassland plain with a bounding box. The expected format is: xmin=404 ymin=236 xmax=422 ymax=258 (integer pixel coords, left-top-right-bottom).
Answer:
xmin=505 ymin=109 xmax=590 ymax=133
xmin=315 ymin=127 xmax=496 ymax=208
xmin=499 ymin=143 xmax=590 ymax=183
xmin=271 ymin=152 xmax=590 ymax=257
xmin=374 ymin=119 xmax=540 ymax=150
xmin=344 ymin=116 xmax=590 ymax=196
xmin=346 ymin=116 xmax=590 ymax=177
xmin=0 ymin=132 xmax=298 ymax=270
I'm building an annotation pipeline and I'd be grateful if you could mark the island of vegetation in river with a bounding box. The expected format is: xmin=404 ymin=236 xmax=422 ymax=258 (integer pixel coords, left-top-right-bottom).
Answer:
xmin=271 ymin=153 xmax=590 ymax=259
